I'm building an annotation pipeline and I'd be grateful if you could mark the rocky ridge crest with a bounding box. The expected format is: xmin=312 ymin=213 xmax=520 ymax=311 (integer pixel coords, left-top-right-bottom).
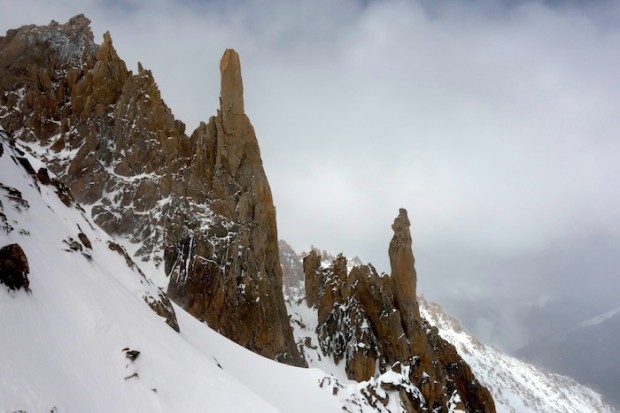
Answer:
xmin=299 ymin=209 xmax=495 ymax=412
xmin=0 ymin=16 xmax=302 ymax=366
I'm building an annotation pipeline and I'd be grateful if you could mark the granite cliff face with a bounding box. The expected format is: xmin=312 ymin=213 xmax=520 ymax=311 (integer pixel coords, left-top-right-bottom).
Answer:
xmin=0 ymin=16 xmax=302 ymax=366
xmin=301 ymin=209 xmax=496 ymax=412
xmin=0 ymin=15 xmax=183 ymax=262
xmin=164 ymin=49 xmax=303 ymax=365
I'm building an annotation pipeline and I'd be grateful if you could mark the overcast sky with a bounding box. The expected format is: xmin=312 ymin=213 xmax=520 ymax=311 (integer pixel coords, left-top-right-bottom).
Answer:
xmin=2 ymin=0 xmax=619 ymax=351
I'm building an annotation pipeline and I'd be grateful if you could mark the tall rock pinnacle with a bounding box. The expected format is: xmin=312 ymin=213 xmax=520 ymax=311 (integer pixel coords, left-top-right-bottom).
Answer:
xmin=0 ymin=18 xmax=303 ymax=367
xmin=389 ymin=208 xmax=421 ymax=333
xmin=166 ymin=49 xmax=305 ymax=366
xmin=220 ymin=49 xmax=244 ymax=116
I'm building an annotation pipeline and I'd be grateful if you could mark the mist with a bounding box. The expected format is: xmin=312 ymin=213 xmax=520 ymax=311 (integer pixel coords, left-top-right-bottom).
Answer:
xmin=2 ymin=0 xmax=620 ymax=352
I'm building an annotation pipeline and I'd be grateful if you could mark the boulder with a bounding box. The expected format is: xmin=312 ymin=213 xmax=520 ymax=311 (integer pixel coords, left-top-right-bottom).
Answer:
xmin=0 ymin=243 xmax=30 ymax=291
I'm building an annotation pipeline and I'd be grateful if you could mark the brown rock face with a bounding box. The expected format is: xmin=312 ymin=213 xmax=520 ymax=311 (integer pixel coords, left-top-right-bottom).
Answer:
xmin=0 ymin=15 xmax=186 ymax=263
xmin=0 ymin=243 xmax=30 ymax=291
xmin=389 ymin=208 xmax=420 ymax=326
xmin=302 ymin=249 xmax=322 ymax=308
xmin=303 ymin=209 xmax=495 ymax=412
xmin=0 ymin=15 xmax=97 ymax=142
xmin=0 ymin=17 xmax=302 ymax=366
xmin=220 ymin=49 xmax=244 ymax=117
xmin=166 ymin=50 xmax=303 ymax=366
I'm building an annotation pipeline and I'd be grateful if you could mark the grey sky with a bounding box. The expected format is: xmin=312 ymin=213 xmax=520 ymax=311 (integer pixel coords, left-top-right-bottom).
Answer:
xmin=2 ymin=0 xmax=619 ymax=351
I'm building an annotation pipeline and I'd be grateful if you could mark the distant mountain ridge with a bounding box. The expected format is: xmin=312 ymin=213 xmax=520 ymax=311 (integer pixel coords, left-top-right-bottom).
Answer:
xmin=517 ymin=304 xmax=620 ymax=407
xmin=279 ymin=240 xmax=619 ymax=413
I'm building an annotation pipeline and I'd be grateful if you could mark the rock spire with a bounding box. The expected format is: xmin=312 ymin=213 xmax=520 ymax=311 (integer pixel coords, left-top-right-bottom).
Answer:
xmin=389 ymin=208 xmax=421 ymax=333
xmin=0 ymin=18 xmax=303 ymax=366
xmin=220 ymin=49 xmax=244 ymax=116
xmin=303 ymin=208 xmax=496 ymax=411
xmin=165 ymin=49 xmax=305 ymax=366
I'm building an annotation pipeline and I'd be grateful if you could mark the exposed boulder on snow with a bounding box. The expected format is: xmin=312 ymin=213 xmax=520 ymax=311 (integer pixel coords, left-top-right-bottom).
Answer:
xmin=123 ymin=348 xmax=140 ymax=362
xmin=36 ymin=167 xmax=51 ymax=185
xmin=107 ymin=240 xmax=179 ymax=332
xmin=0 ymin=17 xmax=303 ymax=366
xmin=303 ymin=208 xmax=495 ymax=412
xmin=0 ymin=243 xmax=30 ymax=291
xmin=144 ymin=291 xmax=180 ymax=333
xmin=78 ymin=232 xmax=92 ymax=249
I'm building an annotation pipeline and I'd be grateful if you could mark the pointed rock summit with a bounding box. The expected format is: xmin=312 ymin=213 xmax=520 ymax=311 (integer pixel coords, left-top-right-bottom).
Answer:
xmin=303 ymin=208 xmax=495 ymax=411
xmin=389 ymin=208 xmax=421 ymax=332
xmin=165 ymin=49 xmax=305 ymax=366
xmin=1 ymin=19 xmax=303 ymax=366
xmin=220 ymin=49 xmax=244 ymax=116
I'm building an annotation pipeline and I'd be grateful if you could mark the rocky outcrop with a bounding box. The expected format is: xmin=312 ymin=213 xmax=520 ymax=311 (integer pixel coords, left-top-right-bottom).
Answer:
xmin=280 ymin=240 xmax=304 ymax=301
xmin=0 ymin=16 xmax=96 ymax=139
xmin=0 ymin=243 xmax=30 ymax=291
xmin=0 ymin=15 xmax=185 ymax=264
xmin=106 ymin=240 xmax=179 ymax=332
xmin=303 ymin=209 xmax=495 ymax=412
xmin=0 ymin=17 xmax=303 ymax=366
xmin=303 ymin=249 xmax=322 ymax=308
xmin=165 ymin=49 xmax=303 ymax=365
xmin=144 ymin=291 xmax=180 ymax=333
xmin=389 ymin=208 xmax=421 ymax=325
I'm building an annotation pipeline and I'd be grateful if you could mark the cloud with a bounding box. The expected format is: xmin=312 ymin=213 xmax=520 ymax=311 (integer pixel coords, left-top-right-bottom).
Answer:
xmin=2 ymin=0 xmax=620 ymax=350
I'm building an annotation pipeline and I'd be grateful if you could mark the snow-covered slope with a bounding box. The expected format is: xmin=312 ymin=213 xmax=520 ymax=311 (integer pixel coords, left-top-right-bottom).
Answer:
xmin=0 ymin=134 xmax=423 ymax=413
xmin=3 ymin=132 xmax=616 ymax=413
xmin=281 ymin=246 xmax=618 ymax=413
xmin=0 ymin=135 xmax=280 ymax=412
xmin=420 ymin=297 xmax=618 ymax=413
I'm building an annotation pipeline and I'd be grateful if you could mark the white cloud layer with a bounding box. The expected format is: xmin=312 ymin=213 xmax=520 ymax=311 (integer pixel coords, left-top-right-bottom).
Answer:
xmin=2 ymin=0 xmax=620 ymax=350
